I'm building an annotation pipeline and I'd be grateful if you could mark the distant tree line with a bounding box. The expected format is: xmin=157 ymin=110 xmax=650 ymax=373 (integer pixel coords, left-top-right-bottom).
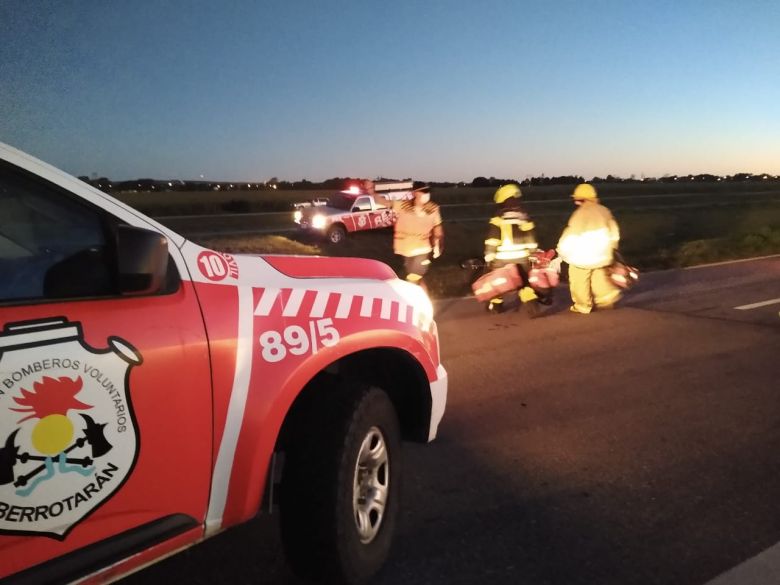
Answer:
xmin=77 ymin=175 xmax=385 ymax=193
xmin=469 ymin=173 xmax=777 ymax=187
xmin=78 ymin=172 xmax=778 ymax=194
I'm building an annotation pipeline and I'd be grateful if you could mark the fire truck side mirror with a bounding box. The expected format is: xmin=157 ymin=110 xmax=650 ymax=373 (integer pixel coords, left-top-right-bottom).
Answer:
xmin=116 ymin=225 xmax=169 ymax=296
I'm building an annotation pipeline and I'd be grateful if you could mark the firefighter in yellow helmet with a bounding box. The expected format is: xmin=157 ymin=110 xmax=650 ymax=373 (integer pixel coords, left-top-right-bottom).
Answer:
xmin=483 ymin=184 xmax=539 ymax=312
xmin=556 ymin=183 xmax=621 ymax=313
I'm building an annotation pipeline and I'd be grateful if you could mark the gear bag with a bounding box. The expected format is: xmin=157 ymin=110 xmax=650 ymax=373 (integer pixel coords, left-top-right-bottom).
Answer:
xmin=471 ymin=263 xmax=523 ymax=302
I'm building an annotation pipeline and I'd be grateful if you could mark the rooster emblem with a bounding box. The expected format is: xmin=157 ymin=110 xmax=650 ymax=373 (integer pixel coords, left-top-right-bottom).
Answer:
xmin=0 ymin=318 xmax=141 ymax=538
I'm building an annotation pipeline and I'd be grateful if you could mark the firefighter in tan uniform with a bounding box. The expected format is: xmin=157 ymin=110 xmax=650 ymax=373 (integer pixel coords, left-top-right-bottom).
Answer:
xmin=378 ymin=186 xmax=443 ymax=290
xmin=484 ymin=184 xmax=539 ymax=312
xmin=557 ymin=183 xmax=621 ymax=313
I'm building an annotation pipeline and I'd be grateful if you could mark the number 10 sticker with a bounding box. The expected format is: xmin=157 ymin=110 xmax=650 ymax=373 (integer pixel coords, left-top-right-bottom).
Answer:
xmin=197 ymin=251 xmax=239 ymax=281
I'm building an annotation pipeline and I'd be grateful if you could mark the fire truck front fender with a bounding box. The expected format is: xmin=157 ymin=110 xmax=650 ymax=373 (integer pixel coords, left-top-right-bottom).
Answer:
xmin=221 ymin=328 xmax=444 ymax=527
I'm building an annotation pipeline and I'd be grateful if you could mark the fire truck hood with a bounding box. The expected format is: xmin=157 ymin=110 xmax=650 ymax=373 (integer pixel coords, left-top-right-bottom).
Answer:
xmin=260 ymin=255 xmax=398 ymax=281
xmin=301 ymin=205 xmax=347 ymax=217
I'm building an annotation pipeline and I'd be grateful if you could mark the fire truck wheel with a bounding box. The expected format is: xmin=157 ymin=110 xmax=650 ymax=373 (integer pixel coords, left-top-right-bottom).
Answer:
xmin=327 ymin=224 xmax=347 ymax=244
xmin=279 ymin=384 xmax=401 ymax=584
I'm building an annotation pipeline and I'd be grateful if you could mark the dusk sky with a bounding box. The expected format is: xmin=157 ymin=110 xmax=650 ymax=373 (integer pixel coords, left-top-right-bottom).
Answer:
xmin=1 ymin=1 xmax=779 ymax=182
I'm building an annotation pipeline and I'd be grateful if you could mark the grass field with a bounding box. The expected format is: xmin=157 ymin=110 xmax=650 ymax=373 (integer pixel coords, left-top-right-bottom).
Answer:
xmin=190 ymin=199 xmax=780 ymax=299
xmin=109 ymin=182 xmax=780 ymax=298
xmin=116 ymin=181 xmax=780 ymax=216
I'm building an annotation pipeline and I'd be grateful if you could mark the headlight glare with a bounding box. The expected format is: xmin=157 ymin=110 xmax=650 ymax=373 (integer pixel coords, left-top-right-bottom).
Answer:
xmin=311 ymin=214 xmax=327 ymax=230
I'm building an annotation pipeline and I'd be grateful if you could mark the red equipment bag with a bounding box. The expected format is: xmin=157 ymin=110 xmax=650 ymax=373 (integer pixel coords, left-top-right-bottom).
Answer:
xmin=608 ymin=251 xmax=639 ymax=290
xmin=471 ymin=264 xmax=522 ymax=302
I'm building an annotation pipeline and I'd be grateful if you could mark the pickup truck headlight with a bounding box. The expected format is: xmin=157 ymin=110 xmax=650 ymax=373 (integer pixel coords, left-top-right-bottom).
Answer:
xmin=311 ymin=214 xmax=327 ymax=230
xmin=293 ymin=210 xmax=302 ymax=223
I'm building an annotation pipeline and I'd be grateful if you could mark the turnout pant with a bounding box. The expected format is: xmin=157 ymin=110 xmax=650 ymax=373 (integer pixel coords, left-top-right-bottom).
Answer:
xmin=568 ymin=265 xmax=621 ymax=313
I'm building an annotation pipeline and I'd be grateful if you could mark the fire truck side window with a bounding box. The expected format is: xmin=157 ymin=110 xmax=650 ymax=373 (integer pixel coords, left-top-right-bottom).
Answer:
xmin=352 ymin=196 xmax=372 ymax=212
xmin=0 ymin=164 xmax=115 ymax=303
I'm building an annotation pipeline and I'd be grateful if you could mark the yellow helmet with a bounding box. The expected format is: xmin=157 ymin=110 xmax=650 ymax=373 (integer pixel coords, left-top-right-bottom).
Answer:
xmin=494 ymin=184 xmax=521 ymax=204
xmin=572 ymin=183 xmax=598 ymax=201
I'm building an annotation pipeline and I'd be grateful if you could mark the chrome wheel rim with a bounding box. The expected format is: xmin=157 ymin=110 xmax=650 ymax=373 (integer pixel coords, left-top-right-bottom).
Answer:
xmin=352 ymin=426 xmax=389 ymax=544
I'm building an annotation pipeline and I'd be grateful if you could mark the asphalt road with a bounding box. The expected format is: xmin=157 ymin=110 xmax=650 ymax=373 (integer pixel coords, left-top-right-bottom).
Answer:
xmin=124 ymin=256 xmax=780 ymax=585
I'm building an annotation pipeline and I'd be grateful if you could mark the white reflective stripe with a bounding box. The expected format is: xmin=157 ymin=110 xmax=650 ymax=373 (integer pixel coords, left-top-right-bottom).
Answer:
xmin=412 ymin=308 xmax=421 ymax=327
xmin=310 ymin=291 xmax=331 ymax=317
xmin=255 ymin=288 xmax=413 ymax=323
xmin=254 ymin=288 xmax=279 ymax=316
xmin=405 ymin=246 xmax=432 ymax=256
xmin=282 ymin=288 xmax=306 ymax=317
xmin=558 ymin=228 xmax=612 ymax=267
xmin=497 ymin=243 xmax=535 ymax=251
xmin=495 ymin=250 xmax=529 ymax=260
xmin=206 ymin=285 xmax=255 ymax=535
xmin=398 ymin=303 xmax=409 ymax=323
xmin=360 ymin=296 xmax=374 ymax=317
xmin=335 ymin=293 xmax=354 ymax=319
xmin=380 ymin=298 xmax=392 ymax=319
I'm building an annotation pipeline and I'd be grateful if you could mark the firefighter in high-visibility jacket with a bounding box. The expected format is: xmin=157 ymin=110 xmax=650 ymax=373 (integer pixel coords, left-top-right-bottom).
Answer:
xmin=484 ymin=184 xmax=539 ymax=311
xmin=377 ymin=185 xmax=443 ymax=292
xmin=556 ymin=183 xmax=621 ymax=313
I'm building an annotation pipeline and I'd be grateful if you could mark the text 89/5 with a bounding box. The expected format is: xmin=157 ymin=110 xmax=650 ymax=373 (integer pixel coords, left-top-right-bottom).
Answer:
xmin=259 ymin=318 xmax=340 ymax=363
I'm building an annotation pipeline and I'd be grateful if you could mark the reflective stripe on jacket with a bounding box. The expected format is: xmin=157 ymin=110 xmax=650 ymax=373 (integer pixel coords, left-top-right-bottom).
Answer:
xmin=484 ymin=210 xmax=538 ymax=263
xmin=556 ymin=201 xmax=620 ymax=269
xmin=393 ymin=200 xmax=442 ymax=257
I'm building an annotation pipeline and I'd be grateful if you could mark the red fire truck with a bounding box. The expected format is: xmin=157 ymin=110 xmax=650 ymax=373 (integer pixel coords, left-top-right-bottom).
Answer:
xmin=293 ymin=182 xmax=414 ymax=244
xmin=0 ymin=144 xmax=447 ymax=584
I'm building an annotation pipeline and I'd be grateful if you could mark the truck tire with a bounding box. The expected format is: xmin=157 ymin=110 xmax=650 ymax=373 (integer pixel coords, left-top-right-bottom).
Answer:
xmin=327 ymin=224 xmax=347 ymax=244
xmin=279 ymin=384 xmax=401 ymax=584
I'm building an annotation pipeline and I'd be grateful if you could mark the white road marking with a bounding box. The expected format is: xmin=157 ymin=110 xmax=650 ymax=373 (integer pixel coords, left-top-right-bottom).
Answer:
xmin=684 ymin=253 xmax=780 ymax=270
xmin=704 ymin=540 xmax=780 ymax=585
xmin=734 ymin=298 xmax=780 ymax=311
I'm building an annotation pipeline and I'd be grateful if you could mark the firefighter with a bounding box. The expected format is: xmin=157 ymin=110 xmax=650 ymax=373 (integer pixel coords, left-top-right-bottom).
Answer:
xmin=484 ymin=184 xmax=539 ymax=312
xmin=378 ymin=185 xmax=443 ymax=291
xmin=556 ymin=183 xmax=621 ymax=313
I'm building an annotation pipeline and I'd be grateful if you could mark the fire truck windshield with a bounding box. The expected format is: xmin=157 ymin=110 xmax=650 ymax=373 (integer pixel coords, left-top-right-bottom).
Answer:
xmin=329 ymin=193 xmax=357 ymax=210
